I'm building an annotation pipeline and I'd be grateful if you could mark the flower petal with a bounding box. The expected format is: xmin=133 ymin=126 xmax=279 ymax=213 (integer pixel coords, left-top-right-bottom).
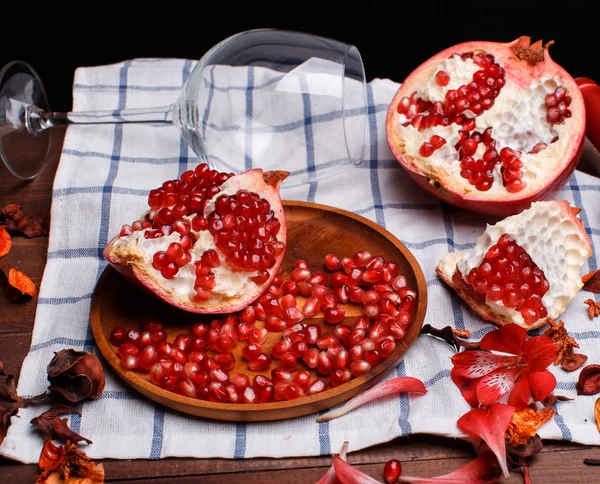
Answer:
xmin=451 ymin=351 xmax=517 ymax=379
xmin=333 ymin=456 xmax=381 ymax=483
xmin=476 ymin=368 xmax=520 ymax=405
xmin=479 ymin=324 xmax=527 ymax=355
xmin=316 ymin=441 xmax=348 ymax=484
xmin=457 ymin=403 xmax=516 ymax=479
xmin=451 ymin=368 xmax=480 ymax=407
xmin=521 ymin=336 xmax=559 ymax=371
xmin=316 ymin=377 xmax=426 ymax=422
xmin=397 ymin=451 xmax=502 ymax=483
xmin=529 ymin=370 xmax=557 ymax=402
xmin=507 ymin=371 xmax=533 ymax=409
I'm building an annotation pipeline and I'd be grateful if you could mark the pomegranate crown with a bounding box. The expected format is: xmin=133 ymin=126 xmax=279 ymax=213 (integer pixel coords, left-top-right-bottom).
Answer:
xmin=509 ymin=36 xmax=554 ymax=66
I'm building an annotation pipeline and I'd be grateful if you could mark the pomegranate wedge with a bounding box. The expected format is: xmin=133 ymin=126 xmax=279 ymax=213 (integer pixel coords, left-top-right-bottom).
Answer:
xmin=316 ymin=377 xmax=426 ymax=422
xmin=104 ymin=166 xmax=288 ymax=313
xmin=456 ymin=404 xmax=516 ymax=479
xmin=316 ymin=441 xmax=349 ymax=484
xmin=386 ymin=37 xmax=585 ymax=217
xmin=437 ymin=200 xmax=591 ymax=329
xmin=397 ymin=452 xmax=502 ymax=483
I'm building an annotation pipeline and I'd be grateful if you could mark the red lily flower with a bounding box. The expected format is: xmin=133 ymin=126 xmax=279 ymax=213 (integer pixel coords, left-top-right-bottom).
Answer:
xmin=451 ymin=324 xmax=558 ymax=409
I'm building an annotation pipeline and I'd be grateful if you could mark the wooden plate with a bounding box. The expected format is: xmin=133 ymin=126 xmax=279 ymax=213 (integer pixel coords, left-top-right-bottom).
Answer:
xmin=91 ymin=201 xmax=427 ymax=421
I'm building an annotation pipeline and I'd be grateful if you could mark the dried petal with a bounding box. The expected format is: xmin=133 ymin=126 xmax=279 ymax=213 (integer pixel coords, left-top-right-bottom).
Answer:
xmin=583 ymin=269 xmax=600 ymax=293
xmin=36 ymin=441 xmax=104 ymax=483
xmin=522 ymin=465 xmax=531 ymax=484
xmin=585 ymin=299 xmax=600 ymax=319
xmin=457 ymin=403 xmax=516 ymax=479
xmin=396 ymin=452 xmax=502 ymax=483
xmin=420 ymin=324 xmax=479 ymax=351
xmin=0 ymin=227 xmax=11 ymax=257
xmin=47 ymin=350 xmax=105 ymax=403
xmin=1 ymin=204 xmax=49 ymax=239
xmin=505 ymin=406 xmax=555 ymax=447
xmin=507 ymin=434 xmax=544 ymax=458
xmin=316 ymin=441 xmax=349 ymax=484
xmin=577 ymin=364 xmax=600 ymax=395
xmin=53 ymin=417 xmax=93 ymax=445
xmin=596 ymin=398 xmax=600 ymax=433
xmin=561 ymin=353 xmax=588 ymax=372
xmin=316 ymin=377 xmax=426 ymax=423
xmin=7 ymin=268 xmax=37 ymax=301
xmin=542 ymin=394 xmax=574 ymax=409
xmin=31 ymin=404 xmax=82 ymax=440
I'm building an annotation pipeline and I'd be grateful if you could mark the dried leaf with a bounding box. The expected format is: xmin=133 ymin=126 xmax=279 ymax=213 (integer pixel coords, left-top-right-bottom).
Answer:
xmin=505 ymin=406 xmax=555 ymax=447
xmin=577 ymin=365 xmax=600 ymax=395
xmin=507 ymin=434 xmax=544 ymax=459
xmin=7 ymin=268 xmax=37 ymax=301
xmin=583 ymin=270 xmax=600 ymax=293
xmin=37 ymin=441 xmax=104 ymax=483
xmin=522 ymin=465 xmax=532 ymax=484
xmin=561 ymin=353 xmax=588 ymax=372
xmin=31 ymin=405 xmax=83 ymax=441
xmin=542 ymin=394 xmax=574 ymax=409
xmin=53 ymin=417 xmax=92 ymax=445
xmin=420 ymin=324 xmax=480 ymax=352
xmin=47 ymin=350 xmax=105 ymax=404
xmin=0 ymin=227 xmax=11 ymax=257
xmin=316 ymin=441 xmax=349 ymax=484
xmin=396 ymin=452 xmax=502 ymax=483
xmin=0 ymin=374 xmax=46 ymax=446
xmin=316 ymin=377 xmax=426 ymax=422
xmin=585 ymin=299 xmax=600 ymax=319
xmin=457 ymin=403 xmax=515 ymax=479
xmin=542 ymin=320 xmax=579 ymax=365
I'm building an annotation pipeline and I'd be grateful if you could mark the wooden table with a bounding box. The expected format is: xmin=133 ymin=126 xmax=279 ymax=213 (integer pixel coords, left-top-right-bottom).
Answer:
xmin=1 ymin=128 xmax=600 ymax=483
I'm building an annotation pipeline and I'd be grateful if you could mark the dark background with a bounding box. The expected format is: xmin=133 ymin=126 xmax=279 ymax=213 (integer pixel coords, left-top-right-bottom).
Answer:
xmin=2 ymin=0 xmax=597 ymax=111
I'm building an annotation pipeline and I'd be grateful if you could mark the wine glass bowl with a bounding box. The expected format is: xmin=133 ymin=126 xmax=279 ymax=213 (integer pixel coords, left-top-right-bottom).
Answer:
xmin=0 ymin=61 xmax=53 ymax=180
xmin=0 ymin=29 xmax=368 ymax=183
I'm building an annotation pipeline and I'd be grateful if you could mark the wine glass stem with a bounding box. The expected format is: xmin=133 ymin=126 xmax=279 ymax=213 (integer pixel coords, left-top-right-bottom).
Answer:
xmin=25 ymin=104 xmax=174 ymax=133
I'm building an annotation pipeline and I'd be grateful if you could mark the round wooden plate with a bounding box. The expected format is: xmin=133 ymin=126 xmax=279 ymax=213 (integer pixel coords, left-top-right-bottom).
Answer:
xmin=91 ymin=201 xmax=427 ymax=422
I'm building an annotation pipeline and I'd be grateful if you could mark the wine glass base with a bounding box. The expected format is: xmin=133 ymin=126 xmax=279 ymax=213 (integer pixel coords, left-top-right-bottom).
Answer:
xmin=0 ymin=61 xmax=52 ymax=180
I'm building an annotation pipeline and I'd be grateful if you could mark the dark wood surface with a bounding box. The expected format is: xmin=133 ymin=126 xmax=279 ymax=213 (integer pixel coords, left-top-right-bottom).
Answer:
xmin=1 ymin=128 xmax=600 ymax=482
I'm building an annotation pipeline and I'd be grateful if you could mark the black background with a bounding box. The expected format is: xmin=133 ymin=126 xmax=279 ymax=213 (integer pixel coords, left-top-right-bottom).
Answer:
xmin=2 ymin=0 xmax=597 ymax=111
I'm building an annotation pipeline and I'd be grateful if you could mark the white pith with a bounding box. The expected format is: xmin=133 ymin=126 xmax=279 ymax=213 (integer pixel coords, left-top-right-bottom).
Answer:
xmin=438 ymin=201 xmax=590 ymax=327
xmin=112 ymin=175 xmax=265 ymax=303
xmin=395 ymin=55 xmax=571 ymax=196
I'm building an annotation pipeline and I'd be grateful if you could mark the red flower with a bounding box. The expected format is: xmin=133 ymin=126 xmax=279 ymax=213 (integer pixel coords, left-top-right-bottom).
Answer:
xmin=451 ymin=324 xmax=558 ymax=409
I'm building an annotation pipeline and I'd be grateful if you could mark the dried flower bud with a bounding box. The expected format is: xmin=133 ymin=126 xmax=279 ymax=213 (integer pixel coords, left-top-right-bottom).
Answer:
xmin=37 ymin=440 xmax=104 ymax=483
xmin=47 ymin=350 xmax=105 ymax=404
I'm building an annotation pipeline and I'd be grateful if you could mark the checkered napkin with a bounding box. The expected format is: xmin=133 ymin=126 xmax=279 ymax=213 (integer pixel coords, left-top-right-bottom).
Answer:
xmin=2 ymin=58 xmax=600 ymax=465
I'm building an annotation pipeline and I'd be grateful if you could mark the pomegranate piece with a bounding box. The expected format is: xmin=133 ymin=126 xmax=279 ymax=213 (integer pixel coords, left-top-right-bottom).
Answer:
xmin=387 ymin=37 xmax=586 ymax=217
xmin=438 ymin=200 xmax=591 ymax=329
xmin=104 ymin=165 xmax=289 ymax=314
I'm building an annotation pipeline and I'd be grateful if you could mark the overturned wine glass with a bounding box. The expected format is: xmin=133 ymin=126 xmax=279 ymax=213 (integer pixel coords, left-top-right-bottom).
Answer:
xmin=0 ymin=29 xmax=367 ymax=183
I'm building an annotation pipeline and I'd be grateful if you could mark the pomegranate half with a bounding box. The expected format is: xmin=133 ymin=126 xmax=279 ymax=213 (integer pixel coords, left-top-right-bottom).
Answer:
xmin=437 ymin=201 xmax=591 ymax=330
xmin=104 ymin=165 xmax=289 ymax=314
xmin=386 ymin=37 xmax=585 ymax=217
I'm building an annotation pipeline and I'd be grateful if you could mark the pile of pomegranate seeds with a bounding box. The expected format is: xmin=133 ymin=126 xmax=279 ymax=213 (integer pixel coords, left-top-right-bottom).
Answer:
xmin=118 ymin=163 xmax=284 ymax=302
xmin=109 ymin=250 xmax=417 ymax=404
xmin=398 ymin=51 xmax=571 ymax=194
xmin=452 ymin=234 xmax=549 ymax=325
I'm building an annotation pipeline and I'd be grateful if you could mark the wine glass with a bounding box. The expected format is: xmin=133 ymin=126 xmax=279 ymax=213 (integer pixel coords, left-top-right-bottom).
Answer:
xmin=0 ymin=29 xmax=367 ymax=183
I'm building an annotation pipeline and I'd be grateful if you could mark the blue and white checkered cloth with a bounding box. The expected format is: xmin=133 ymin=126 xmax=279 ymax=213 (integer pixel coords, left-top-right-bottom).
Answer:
xmin=2 ymin=58 xmax=600 ymax=464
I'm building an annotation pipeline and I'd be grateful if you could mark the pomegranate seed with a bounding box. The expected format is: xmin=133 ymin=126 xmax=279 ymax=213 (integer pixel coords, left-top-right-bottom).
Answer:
xmin=317 ymin=352 xmax=333 ymax=375
xmin=272 ymin=339 xmax=292 ymax=359
xmin=160 ymin=375 xmax=177 ymax=391
xmin=302 ymin=297 xmax=321 ymax=317
xmin=324 ymin=307 xmax=345 ymax=324
xmin=284 ymin=383 xmax=304 ymax=400
xmin=230 ymin=373 xmax=250 ymax=392
xmin=170 ymin=348 xmax=189 ymax=364
xmin=334 ymin=324 xmax=352 ymax=341
xmin=215 ymin=352 xmax=237 ymax=371
xmin=317 ymin=336 xmax=339 ymax=350
xmin=139 ymin=345 xmax=159 ymax=370
xmin=274 ymin=381 xmax=289 ymax=401
xmin=324 ymin=253 xmax=342 ymax=271
xmin=282 ymin=281 xmax=300 ymax=296
xmin=291 ymin=340 xmax=308 ymax=357
xmin=281 ymin=352 xmax=298 ymax=371
xmin=265 ymin=314 xmax=286 ymax=331
xmin=435 ymin=70 xmax=450 ymax=86
xmin=121 ymin=354 xmax=139 ymax=370
xmin=292 ymin=371 xmax=311 ymax=390
xmin=280 ymin=294 xmax=297 ymax=309
xmin=384 ymin=459 xmax=402 ymax=483
xmin=174 ymin=334 xmax=191 ymax=353
xmin=334 ymin=349 xmax=349 ymax=369
xmin=307 ymin=378 xmax=327 ymax=395
xmin=419 ymin=142 xmax=435 ymax=157
xmin=149 ymin=363 xmax=165 ymax=385
xmin=249 ymin=328 xmax=268 ymax=345
xmin=309 ymin=272 xmax=328 ymax=286
xmin=350 ymin=360 xmax=371 ymax=377
xmin=271 ymin=368 xmax=293 ymax=384
xmin=242 ymin=387 xmax=257 ymax=403
xmin=303 ymin=347 xmax=320 ymax=368
xmin=110 ymin=327 xmax=126 ymax=346
xmin=248 ymin=354 xmax=272 ymax=371
xmin=330 ymin=369 xmax=352 ymax=387
xmin=303 ymin=325 xmax=321 ymax=345
xmin=290 ymin=268 xmax=311 ymax=282
xmin=242 ymin=343 xmax=263 ymax=360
